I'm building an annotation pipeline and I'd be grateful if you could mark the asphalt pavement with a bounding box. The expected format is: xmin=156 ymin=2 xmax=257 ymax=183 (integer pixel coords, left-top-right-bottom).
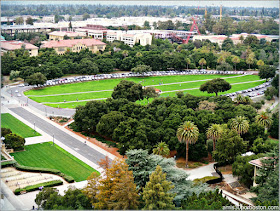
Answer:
xmin=4 ymin=85 xmax=75 ymax=118
xmin=9 ymin=107 xmax=110 ymax=166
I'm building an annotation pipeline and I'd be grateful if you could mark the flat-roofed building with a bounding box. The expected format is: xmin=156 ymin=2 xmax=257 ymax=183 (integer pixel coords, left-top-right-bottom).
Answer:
xmin=48 ymin=31 xmax=87 ymax=41
xmin=193 ymin=35 xmax=242 ymax=46
xmin=106 ymin=31 xmax=120 ymax=42
xmin=120 ymin=33 xmax=152 ymax=47
xmin=1 ymin=25 xmax=53 ymax=36
xmin=1 ymin=40 xmax=39 ymax=56
xmin=40 ymin=38 xmax=106 ymax=55
xmin=76 ymin=28 xmax=104 ymax=40
xmin=121 ymin=34 xmax=136 ymax=47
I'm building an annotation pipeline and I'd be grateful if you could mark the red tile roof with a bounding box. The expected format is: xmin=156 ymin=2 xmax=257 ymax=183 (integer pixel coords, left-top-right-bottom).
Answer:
xmin=41 ymin=39 xmax=106 ymax=48
xmin=1 ymin=41 xmax=38 ymax=50
xmin=249 ymin=157 xmax=271 ymax=168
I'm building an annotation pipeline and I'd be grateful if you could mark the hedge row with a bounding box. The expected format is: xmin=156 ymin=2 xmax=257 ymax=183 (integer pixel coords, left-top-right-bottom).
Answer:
xmin=14 ymin=180 xmax=63 ymax=195
xmin=13 ymin=163 xmax=75 ymax=183
xmin=1 ymin=160 xmax=17 ymax=168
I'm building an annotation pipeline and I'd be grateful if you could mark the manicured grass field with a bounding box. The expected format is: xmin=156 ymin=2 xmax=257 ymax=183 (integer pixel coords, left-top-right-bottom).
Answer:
xmin=267 ymin=138 xmax=279 ymax=144
xmin=11 ymin=142 xmax=99 ymax=182
xmin=1 ymin=113 xmax=41 ymax=138
xmin=25 ymin=74 xmax=246 ymax=96
xmin=24 ymin=74 xmax=263 ymax=109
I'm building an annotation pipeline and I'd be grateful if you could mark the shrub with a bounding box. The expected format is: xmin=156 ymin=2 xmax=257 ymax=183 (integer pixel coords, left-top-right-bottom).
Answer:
xmin=14 ymin=163 xmax=74 ymax=183
xmin=14 ymin=180 xmax=63 ymax=195
xmin=3 ymin=133 xmax=25 ymax=151
xmin=193 ymin=176 xmax=220 ymax=185
xmin=1 ymin=128 xmax=12 ymax=137
xmin=1 ymin=160 xmax=17 ymax=168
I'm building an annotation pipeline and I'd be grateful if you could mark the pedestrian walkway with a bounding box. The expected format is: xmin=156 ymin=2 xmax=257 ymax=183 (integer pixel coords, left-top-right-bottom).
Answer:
xmin=16 ymin=180 xmax=89 ymax=210
xmin=185 ymin=162 xmax=216 ymax=180
xmin=1 ymin=167 xmax=68 ymax=192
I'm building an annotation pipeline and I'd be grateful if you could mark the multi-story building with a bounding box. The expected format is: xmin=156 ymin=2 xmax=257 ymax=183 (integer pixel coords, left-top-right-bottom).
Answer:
xmin=193 ymin=33 xmax=279 ymax=46
xmin=106 ymin=31 xmax=120 ymax=42
xmin=40 ymin=39 xmax=106 ymax=55
xmin=1 ymin=41 xmax=38 ymax=56
xmin=48 ymin=31 xmax=87 ymax=41
xmin=75 ymin=25 xmax=107 ymax=40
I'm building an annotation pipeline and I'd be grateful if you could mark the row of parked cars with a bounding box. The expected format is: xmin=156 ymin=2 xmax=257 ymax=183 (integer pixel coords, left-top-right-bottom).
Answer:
xmin=223 ymin=81 xmax=271 ymax=98
xmin=22 ymin=70 xmax=248 ymax=88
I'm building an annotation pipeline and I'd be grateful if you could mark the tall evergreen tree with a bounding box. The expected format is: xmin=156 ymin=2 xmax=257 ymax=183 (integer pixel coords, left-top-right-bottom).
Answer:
xmin=142 ymin=165 xmax=176 ymax=210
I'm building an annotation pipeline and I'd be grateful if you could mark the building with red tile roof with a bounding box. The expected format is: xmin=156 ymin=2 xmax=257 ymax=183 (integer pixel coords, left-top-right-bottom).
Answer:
xmin=1 ymin=40 xmax=38 ymax=56
xmin=249 ymin=157 xmax=274 ymax=187
xmin=40 ymin=38 xmax=106 ymax=55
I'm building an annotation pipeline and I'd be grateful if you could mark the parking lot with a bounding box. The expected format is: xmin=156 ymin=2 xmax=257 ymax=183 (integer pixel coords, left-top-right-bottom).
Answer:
xmin=20 ymin=70 xmax=248 ymax=88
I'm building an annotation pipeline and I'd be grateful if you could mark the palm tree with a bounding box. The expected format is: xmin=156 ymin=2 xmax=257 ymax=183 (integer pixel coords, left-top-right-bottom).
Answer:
xmin=217 ymin=56 xmax=225 ymax=64
xmin=153 ymin=142 xmax=170 ymax=157
xmin=255 ymin=111 xmax=272 ymax=134
xmin=232 ymin=56 xmax=240 ymax=71
xmin=199 ymin=58 xmax=207 ymax=69
xmin=122 ymin=50 xmax=129 ymax=58
xmin=246 ymin=53 xmax=255 ymax=70
xmin=206 ymin=124 xmax=223 ymax=152
xmin=177 ymin=121 xmax=199 ymax=168
xmin=135 ymin=52 xmax=142 ymax=58
xmin=235 ymin=94 xmax=244 ymax=104
xmin=185 ymin=58 xmax=191 ymax=70
xmin=230 ymin=116 xmax=250 ymax=135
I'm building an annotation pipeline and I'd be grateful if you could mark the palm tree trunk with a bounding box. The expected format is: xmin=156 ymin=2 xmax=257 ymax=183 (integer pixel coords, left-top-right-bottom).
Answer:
xmin=212 ymin=139 xmax=216 ymax=161
xmin=186 ymin=141 xmax=189 ymax=168
xmin=235 ymin=64 xmax=236 ymax=71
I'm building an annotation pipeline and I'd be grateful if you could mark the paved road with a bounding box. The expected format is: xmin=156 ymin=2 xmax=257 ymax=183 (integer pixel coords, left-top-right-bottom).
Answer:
xmin=9 ymin=107 xmax=110 ymax=166
xmin=4 ymin=86 xmax=75 ymax=118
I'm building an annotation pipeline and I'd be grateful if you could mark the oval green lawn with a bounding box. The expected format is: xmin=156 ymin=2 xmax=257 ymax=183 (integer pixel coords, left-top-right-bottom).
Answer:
xmin=26 ymin=75 xmax=261 ymax=104
xmin=25 ymin=74 xmax=252 ymax=96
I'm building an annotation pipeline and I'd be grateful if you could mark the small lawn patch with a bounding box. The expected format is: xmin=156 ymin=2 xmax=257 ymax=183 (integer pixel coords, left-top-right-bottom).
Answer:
xmin=267 ymin=138 xmax=279 ymax=144
xmin=11 ymin=142 xmax=99 ymax=182
xmin=1 ymin=113 xmax=41 ymax=138
xmin=193 ymin=176 xmax=220 ymax=184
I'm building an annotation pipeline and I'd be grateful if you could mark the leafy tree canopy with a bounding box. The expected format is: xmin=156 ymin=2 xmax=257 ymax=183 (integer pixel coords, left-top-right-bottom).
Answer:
xmin=200 ymin=78 xmax=231 ymax=96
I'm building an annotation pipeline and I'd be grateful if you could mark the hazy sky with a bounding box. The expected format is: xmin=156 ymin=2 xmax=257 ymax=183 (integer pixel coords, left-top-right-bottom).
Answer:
xmin=3 ymin=0 xmax=279 ymax=8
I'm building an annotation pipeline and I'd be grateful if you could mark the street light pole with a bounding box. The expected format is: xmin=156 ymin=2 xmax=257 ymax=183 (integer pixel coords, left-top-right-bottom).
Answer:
xmin=45 ymin=107 xmax=47 ymax=116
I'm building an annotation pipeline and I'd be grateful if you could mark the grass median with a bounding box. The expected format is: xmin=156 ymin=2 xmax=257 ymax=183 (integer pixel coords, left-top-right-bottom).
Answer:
xmin=1 ymin=113 xmax=41 ymax=138
xmin=11 ymin=142 xmax=100 ymax=182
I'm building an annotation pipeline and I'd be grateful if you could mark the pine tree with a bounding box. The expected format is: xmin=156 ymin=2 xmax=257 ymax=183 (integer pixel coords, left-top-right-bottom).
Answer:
xmin=109 ymin=170 xmax=139 ymax=209
xmin=142 ymin=165 xmax=176 ymax=210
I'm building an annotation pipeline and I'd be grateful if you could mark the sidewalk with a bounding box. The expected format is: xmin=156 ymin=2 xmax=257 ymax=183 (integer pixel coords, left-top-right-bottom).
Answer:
xmin=16 ymin=181 xmax=89 ymax=210
xmin=185 ymin=162 xmax=216 ymax=180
